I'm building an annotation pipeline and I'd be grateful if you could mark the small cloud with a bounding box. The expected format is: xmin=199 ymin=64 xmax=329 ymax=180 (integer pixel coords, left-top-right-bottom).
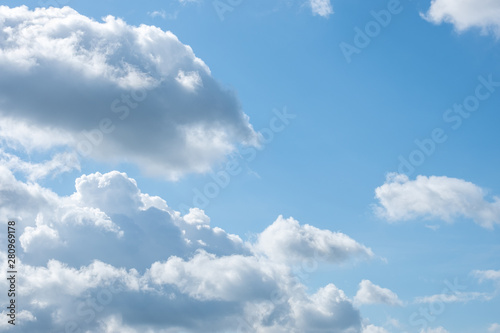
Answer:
xmin=148 ymin=10 xmax=167 ymax=19
xmin=473 ymin=269 xmax=500 ymax=284
xmin=354 ymin=280 xmax=403 ymax=306
xmin=253 ymin=215 xmax=374 ymax=265
xmin=374 ymin=173 xmax=500 ymax=229
xmin=425 ymin=224 xmax=440 ymax=231
xmin=309 ymin=0 xmax=334 ymax=18
xmin=363 ymin=324 xmax=390 ymax=333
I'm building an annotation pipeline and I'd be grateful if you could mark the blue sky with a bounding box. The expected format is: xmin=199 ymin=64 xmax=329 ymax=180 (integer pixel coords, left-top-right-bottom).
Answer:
xmin=0 ymin=0 xmax=499 ymax=332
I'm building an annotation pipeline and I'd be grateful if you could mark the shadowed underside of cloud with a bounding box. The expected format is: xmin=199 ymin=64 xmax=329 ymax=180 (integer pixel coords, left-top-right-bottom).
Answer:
xmin=423 ymin=0 xmax=500 ymax=37
xmin=374 ymin=173 xmax=500 ymax=229
xmin=0 ymin=168 xmax=372 ymax=332
xmin=0 ymin=6 xmax=259 ymax=180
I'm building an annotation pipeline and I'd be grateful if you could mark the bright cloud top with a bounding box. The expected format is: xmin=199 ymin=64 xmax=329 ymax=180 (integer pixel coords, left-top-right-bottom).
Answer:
xmin=0 ymin=6 xmax=258 ymax=180
xmin=354 ymin=280 xmax=403 ymax=306
xmin=374 ymin=173 xmax=500 ymax=229
xmin=0 ymin=168 xmax=373 ymax=332
xmin=423 ymin=0 xmax=500 ymax=37
xmin=254 ymin=215 xmax=374 ymax=264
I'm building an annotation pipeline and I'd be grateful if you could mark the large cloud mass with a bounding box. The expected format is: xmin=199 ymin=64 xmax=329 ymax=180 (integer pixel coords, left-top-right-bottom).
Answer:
xmin=0 ymin=167 xmax=372 ymax=332
xmin=0 ymin=6 xmax=258 ymax=180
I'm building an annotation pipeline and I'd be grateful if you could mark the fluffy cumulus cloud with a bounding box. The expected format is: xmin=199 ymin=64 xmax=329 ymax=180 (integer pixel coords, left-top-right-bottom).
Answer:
xmin=0 ymin=167 xmax=374 ymax=332
xmin=254 ymin=215 xmax=374 ymax=265
xmin=309 ymin=0 xmax=334 ymax=17
xmin=423 ymin=0 xmax=500 ymax=37
xmin=0 ymin=6 xmax=259 ymax=180
xmin=374 ymin=173 xmax=500 ymax=229
xmin=354 ymin=280 xmax=403 ymax=307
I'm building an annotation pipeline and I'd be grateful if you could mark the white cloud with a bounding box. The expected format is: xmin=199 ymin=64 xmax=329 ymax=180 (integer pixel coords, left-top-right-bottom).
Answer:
xmin=21 ymin=259 xmax=143 ymax=297
xmin=176 ymin=70 xmax=203 ymax=91
xmin=374 ymin=173 xmax=500 ymax=229
xmin=473 ymin=269 xmax=500 ymax=283
xmin=149 ymin=250 xmax=281 ymax=302
xmin=415 ymin=291 xmax=492 ymax=304
xmin=354 ymin=280 xmax=403 ymax=306
xmin=0 ymin=6 xmax=258 ymax=180
xmin=0 ymin=168 xmax=247 ymax=269
xmin=254 ymin=215 xmax=374 ymax=265
xmin=363 ymin=324 xmax=390 ymax=333
xmin=148 ymin=10 xmax=167 ymax=19
xmin=423 ymin=0 xmax=500 ymax=37
xmin=183 ymin=207 xmax=210 ymax=225
xmin=0 ymin=117 xmax=75 ymax=152
xmin=489 ymin=323 xmax=500 ymax=333
xmin=309 ymin=0 xmax=334 ymax=18
xmin=289 ymin=283 xmax=361 ymax=332
xmin=420 ymin=327 xmax=450 ymax=333
xmin=19 ymin=214 xmax=61 ymax=251
xmin=0 ymin=149 xmax=80 ymax=182
xmin=0 ymin=168 xmax=371 ymax=332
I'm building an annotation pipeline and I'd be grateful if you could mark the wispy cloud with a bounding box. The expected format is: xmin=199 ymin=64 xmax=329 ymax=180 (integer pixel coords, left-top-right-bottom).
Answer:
xmin=147 ymin=9 xmax=166 ymax=19
xmin=415 ymin=291 xmax=492 ymax=304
